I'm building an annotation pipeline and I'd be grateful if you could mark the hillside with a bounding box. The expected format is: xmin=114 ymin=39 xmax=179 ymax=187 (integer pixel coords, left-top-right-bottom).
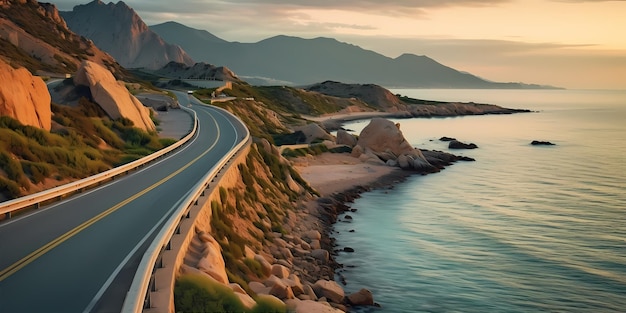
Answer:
xmin=60 ymin=0 xmax=194 ymax=70
xmin=151 ymin=21 xmax=556 ymax=89
xmin=0 ymin=0 xmax=126 ymax=76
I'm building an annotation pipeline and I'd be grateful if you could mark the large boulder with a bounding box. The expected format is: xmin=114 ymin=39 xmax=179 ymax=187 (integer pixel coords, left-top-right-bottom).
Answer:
xmin=352 ymin=118 xmax=435 ymax=172
xmin=293 ymin=123 xmax=334 ymax=144
xmin=312 ymin=280 xmax=345 ymax=304
xmin=285 ymin=299 xmax=344 ymax=313
xmin=347 ymin=288 xmax=374 ymax=306
xmin=335 ymin=129 xmax=357 ymax=147
xmin=74 ymin=60 xmax=155 ymax=131
xmin=0 ymin=60 xmax=51 ymax=130
xmin=196 ymin=233 xmax=228 ymax=284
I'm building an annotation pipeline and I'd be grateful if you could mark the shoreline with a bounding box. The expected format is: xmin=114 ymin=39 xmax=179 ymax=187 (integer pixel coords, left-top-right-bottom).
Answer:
xmin=294 ymin=153 xmax=416 ymax=296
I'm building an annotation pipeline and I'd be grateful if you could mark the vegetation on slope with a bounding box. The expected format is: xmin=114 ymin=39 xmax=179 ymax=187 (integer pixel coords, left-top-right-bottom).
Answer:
xmin=0 ymin=98 xmax=174 ymax=201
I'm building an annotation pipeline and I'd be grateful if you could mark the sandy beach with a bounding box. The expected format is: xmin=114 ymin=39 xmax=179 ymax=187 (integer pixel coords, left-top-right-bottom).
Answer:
xmin=293 ymin=152 xmax=406 ymax=196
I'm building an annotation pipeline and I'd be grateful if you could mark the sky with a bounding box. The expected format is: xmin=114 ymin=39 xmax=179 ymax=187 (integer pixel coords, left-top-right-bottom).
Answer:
xmin=51 ymin=0 xmax=626 ymax=90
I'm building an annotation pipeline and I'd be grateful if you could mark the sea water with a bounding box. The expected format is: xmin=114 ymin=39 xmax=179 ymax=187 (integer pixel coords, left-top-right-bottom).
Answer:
xmin=334 ymin=89 xmax=626 ymax=313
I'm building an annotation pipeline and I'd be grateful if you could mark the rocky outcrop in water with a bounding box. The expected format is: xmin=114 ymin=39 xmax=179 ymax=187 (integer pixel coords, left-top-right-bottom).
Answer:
xmin=0 ymin=60 xmax=51 ymax=130
xmin=448 ymin=140 xmax=478 ymax=149
xmin=74 ymin=60 xmax=155 ymax=131
xmin=531 ymin=140 xmax=555 ymax=146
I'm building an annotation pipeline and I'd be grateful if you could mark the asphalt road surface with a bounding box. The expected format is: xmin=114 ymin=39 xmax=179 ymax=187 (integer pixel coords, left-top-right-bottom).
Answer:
xmin=0 ymin=92 xmax=245 ymax=313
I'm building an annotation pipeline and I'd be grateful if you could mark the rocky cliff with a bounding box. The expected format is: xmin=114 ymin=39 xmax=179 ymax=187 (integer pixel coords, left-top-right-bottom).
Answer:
xmin=61 ymin=0 xmax=194 ymax=70
xmin=74 ymin=60 xmax=155 ymax=131
xmin=0 ymin=59 xmax=51 ymax=130
xmin=0 ymin=0 xmax=124 ymax=76
xmin=154 ymin=62 xmax=240 ymax=82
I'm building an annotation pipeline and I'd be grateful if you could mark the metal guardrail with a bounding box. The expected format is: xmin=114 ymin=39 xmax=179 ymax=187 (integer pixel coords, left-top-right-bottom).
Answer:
xmin=121 ymin=105 xmax=250 ymax=313
xmin=0 ymin=108 xmax=198 ymax=220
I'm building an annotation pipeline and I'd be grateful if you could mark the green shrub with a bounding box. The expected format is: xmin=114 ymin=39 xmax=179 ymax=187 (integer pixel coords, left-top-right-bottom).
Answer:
xmin=174 ymin=273 xmax=247 ymax=313
xmin=243 ymin=258 xmax=267 ymax=278
xmin=251 ymin=295 xmax=287 ymax=313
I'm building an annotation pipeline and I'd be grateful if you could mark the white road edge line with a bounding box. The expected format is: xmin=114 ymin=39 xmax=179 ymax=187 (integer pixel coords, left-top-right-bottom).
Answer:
xmin=0 ymin=117 xmax=201 ymax=229
xmin=81 ymin=188 xmax=193 ymax=313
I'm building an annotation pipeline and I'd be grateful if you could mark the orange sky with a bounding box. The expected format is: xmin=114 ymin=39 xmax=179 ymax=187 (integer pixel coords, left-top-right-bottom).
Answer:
xmin=53 ymin=0 xmax=626 ymax=89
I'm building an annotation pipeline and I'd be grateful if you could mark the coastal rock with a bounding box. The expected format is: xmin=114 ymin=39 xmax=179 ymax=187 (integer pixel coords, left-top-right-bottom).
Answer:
xmin=311 ymin=249 xmax=330 ymax=263
xmin=336 ymin=129 xmax=357 ymax=147
xmin=285 ymin=299 xmax=344 ymax=313
xmin=531 ymin=140 xmax=555 ymax=146
xmin=313 ymin=280 xmax=345 ymax=304
xmin=271 ymin=264 xmax=291 ymax=279
xmin=347 ymin=288 xmax=374 ymax=306
xmin=439 ymin=136 xmax=456 ymax=141
xmin=293 ymin=123 xmax=334 ymax=144
xmin=0 ymin=60 xmax=51 ymax=130
xmin=254 ymin=254 xmax=273 ymax=276
xmin=448 ymin=140 xmax=478 ymax=149
xmin=269 ymin=279 xmax=295 ymax=300
xmin=352 ymin=118 xmax=436 ymax=172
xmin=74 ymin=60 xmax=155 ymax=131
xmin=250 ymin=281 xmax=271 ymax=295
xmin=303 ymin=230 xmax=322 ymax=242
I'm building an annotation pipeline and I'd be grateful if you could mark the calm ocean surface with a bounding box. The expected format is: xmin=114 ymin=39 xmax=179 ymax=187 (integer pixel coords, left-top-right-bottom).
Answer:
xmin=334 ymin=89 xmax=626 ymax=313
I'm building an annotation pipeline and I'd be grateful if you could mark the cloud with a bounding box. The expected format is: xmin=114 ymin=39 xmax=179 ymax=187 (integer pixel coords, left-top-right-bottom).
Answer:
xmin=52 ymin=0 xmax=511 ymax=16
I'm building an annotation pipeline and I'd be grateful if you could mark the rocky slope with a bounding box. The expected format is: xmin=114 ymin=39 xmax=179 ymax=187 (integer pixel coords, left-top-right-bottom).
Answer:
xmin=154 ymin=61 xmax=241 ymax=82
xmin=306 ymin=81 xmax=407 ymax=112
xmin=61 ymin=0 xmax=194 ymax=70
xmin=0 ymin=0 xmax=125 ymax=76
xmin=0 ymin=59 xmax=51 ymax=130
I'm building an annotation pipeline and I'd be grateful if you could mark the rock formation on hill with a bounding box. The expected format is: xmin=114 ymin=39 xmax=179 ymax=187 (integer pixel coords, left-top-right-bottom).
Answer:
xmin=0 ymin=0 xmax=124 ymax=75
xmin=74 ymin=60 xmax=155 ymax=131
xmin=61 ymin=0 xmax=194 ymax=70
xmin=154 ymin=62 xmax=240 ymax=82
xmin=0 ymin=59 xmax=51 ymax=130
xmin=307 ymin=81 xmax=407 ymax=112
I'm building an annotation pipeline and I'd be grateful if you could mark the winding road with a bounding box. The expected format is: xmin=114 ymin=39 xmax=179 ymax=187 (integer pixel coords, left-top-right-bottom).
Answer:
xmin=0 ymin=92 xmax=245 ymax=313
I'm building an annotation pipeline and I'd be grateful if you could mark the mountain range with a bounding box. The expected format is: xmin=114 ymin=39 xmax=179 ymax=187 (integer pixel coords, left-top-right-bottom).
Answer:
xmin=7 ymin=0 xmax=555 ymax=89
xmin=150 ymin=21 xmax=555 ymax=89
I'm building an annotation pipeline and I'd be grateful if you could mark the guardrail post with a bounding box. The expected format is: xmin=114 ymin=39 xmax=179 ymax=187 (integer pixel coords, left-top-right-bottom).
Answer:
xmin=143 ymin=291 xmax=151 ymax=309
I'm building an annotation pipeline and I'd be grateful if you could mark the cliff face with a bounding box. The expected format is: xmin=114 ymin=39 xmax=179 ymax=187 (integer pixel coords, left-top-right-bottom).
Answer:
xmin=61 ymin=0 xmax=194 ymax=70
xmin=0 ymin=0 xmax=124 ymax=76
xmin=74 ymin=60 xmax=155 ymax=131
xmin=0 ymin=59 xmax=51 ymax=130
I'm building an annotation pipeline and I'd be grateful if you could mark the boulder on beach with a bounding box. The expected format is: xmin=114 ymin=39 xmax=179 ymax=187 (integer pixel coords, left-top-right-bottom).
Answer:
xmin=293 ymin=123 xmax=334 ymax=144
xmin=336 ymin=129 xmax=357 ymax=147
xmin=351 ymin=118 xmax=437 ymax=172
xmin=312 ymin=280 xmax=345 ymax=304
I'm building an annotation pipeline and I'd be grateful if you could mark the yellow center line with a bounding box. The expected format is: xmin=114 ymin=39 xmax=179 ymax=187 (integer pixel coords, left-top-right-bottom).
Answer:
xmin=0 ymin=109 xmax=219 ymax=282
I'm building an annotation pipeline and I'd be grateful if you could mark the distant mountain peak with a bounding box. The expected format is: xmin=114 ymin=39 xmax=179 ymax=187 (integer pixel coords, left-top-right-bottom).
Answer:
xmin=61 ymin=1 xmax=194 ymax=70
